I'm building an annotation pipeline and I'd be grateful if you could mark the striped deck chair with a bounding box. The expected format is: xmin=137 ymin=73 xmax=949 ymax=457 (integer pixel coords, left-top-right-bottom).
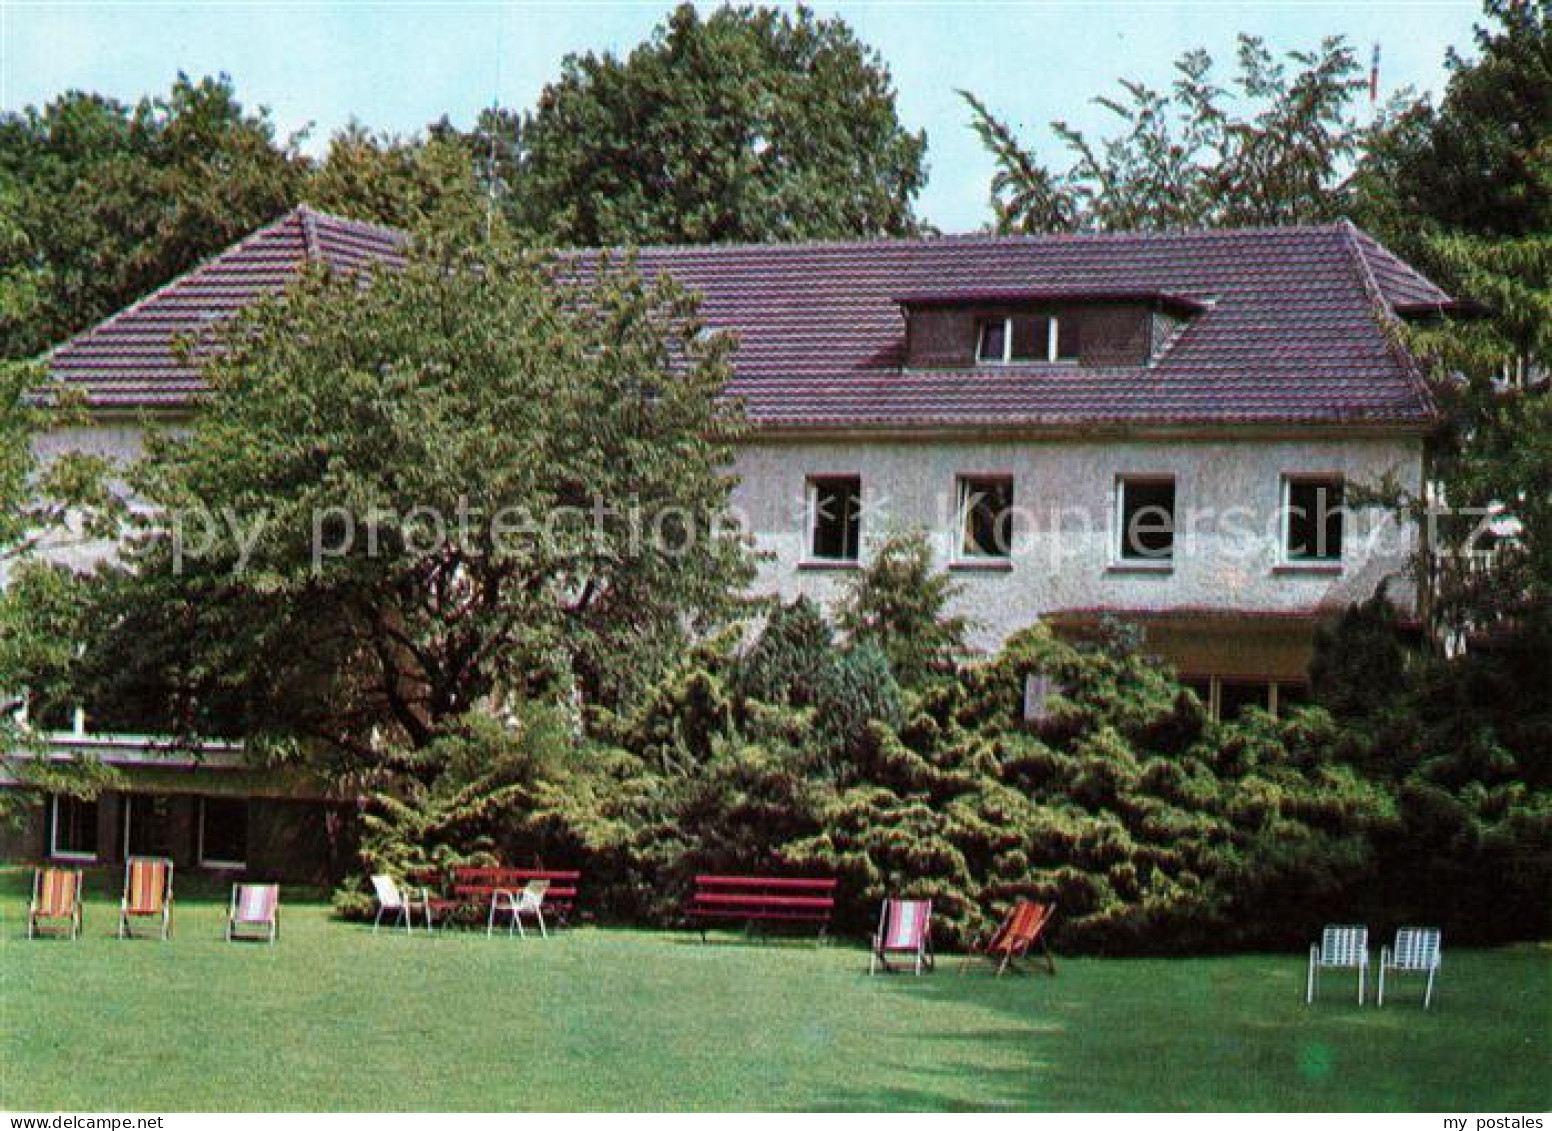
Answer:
xmin=119 ymin=856 xmax=173 ymax=940
xmin=1307 ymin=924 xmax=1369 ymax=1004
xmin=1378 ymin=927 xmax=1442 ymax=1009
xmin=28 ymin=867 xmax=83 ymax=940
xmin=959 ymin=900 xmax=1057 ymax=976
xmin=227 ymin=883 xmax=280 ymax=944
xmin=870 ymin=898 xmax=933 ymax=975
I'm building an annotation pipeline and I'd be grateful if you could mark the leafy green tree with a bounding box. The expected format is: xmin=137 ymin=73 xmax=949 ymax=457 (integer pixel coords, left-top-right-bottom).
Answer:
xmin=1351 ymin=3 xmax=1551 ymax=651
xmin=1354 ymin=0 xmax=1550 ymax=253
xmin=307 ymin=124 xmax=491 ymax=237
xmin=835 ymin=530 xmax=967 ymax=691
xmin=962 ymin=36 xmax=1367 ymax=232
xmin=735 ymin=596 xmax=902 ymax=773
xmin=0 ymin=75 xmax=303 ymax=359
xmin=64 ymin=234 xmax=753 ymax=771
xmin=1406 ymin=230 xmax=1552 ymax=646
xmin=1 ymin=363 xmax=124 ymax=818
xmin=509 ymin=2 xmax=926 ymax=245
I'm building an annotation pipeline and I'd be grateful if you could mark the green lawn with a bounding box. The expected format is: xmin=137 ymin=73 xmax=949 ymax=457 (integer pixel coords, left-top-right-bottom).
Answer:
xmin=2 ymin=868 xmax=1548 ymax=1112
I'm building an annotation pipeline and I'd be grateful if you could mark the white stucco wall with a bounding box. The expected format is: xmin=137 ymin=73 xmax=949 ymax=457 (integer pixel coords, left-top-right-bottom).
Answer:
xmin=4 ymin=422 xmax=151 ymax=585
xmin=731 ymin=433 xmax=1425 ymax=652
xmin=11 ymin=420 xmax=1425 ymax=661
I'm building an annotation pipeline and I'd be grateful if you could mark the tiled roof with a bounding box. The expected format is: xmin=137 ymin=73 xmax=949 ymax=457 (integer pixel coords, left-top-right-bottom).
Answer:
xmin=43 ymin=206 xmax=405 ymax=409
xmin=45 ymin=208 xmax=1443 ymax=430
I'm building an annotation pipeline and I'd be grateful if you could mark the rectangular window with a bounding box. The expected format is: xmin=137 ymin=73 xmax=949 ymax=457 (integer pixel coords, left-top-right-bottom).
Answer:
xmin=808 ymin=476 xmax=862 ymax=562
xmin=122 ymin=794 xmax=174 ymax=859
xmin=1117 ymin=477 xmax=1176 ymax=562
xmin=976 ymin=315 xmax=1071 ymax=364
xmin=958 ymin=476 xmax=1015 ymax=559
xmin=1284 ymin=476 xmax=1344 ymax=563
xmin=199 ymin=797 xmax=249 ymax=868
xmin=975 ymin=320 xmax=1008 ymax=364
xmin=50 ymin=795 xmax=99 ymax=861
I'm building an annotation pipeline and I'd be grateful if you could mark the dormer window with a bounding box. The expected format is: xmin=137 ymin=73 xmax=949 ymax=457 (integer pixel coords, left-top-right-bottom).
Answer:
xmin=974 ymin=314 xmax=1078 ymax=364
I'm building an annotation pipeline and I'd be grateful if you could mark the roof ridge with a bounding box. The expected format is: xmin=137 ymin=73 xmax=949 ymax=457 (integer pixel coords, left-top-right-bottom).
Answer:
xmin=37 ymin=207 xmax=313 ymax=371
xmin=1338 ymin=220 xmax=1440 ymax=422
xmin=567 ymin=222 xmax=1357 ymax=259
xmin=292 ymin=202 xmax=409 ymax=245
xmin=298 ymin=206 xmax=321 ymax=263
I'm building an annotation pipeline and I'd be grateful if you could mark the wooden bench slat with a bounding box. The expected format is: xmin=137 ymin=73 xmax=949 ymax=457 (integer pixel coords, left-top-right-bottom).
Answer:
xmin=692 ymin=875 xmax=837 ymax=890
xmin=690 ymin=893 xmax=835 ymax=909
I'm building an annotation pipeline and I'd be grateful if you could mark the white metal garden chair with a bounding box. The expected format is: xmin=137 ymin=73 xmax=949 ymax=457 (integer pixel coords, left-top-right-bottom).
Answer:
xmin=1307 ymin=925 xmax=1369 ymax=1004
xmin=371 ymin=874 xmax=424 ymax=935
xmin=488 ymin=879 xmax=550 ymax=938
xmin=1378 ymin=927 xmax=1442 ymax=1009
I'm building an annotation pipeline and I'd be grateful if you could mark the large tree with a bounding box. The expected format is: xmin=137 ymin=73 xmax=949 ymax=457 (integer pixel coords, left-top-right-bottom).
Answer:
xmin=0 ymin=75 xmax=303 ymax=359
xmin=1353 ymin=2 xmax=1551 ymax=650
xmin=1353 ymin=0 xmax=1550 ymax=255
xmin=1 ymin=363 xmax=122 ymax=813
xmin=962 ymin=35 xmax=1368 ymax=233
xmin=64 ymin=234 xmax=753 ymax=777
xmin=0 ymin=74 xmax=499 ymax=363
xmin=507 ymin=3 xmax=927 ymax=246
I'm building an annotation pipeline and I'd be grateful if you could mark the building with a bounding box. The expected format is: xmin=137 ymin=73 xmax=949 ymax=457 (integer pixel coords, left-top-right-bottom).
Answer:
xmin=3 ymin=206 xmax=1453 ymax=873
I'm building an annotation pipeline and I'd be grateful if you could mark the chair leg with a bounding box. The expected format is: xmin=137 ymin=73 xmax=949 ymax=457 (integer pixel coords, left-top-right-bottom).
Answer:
xmin=487 ymin=899 xmax=497 ymax=938
xmin=1424 ymin=967 xmax=1436 ymax=1010
xmin=536 ymin=908 xmax=547 ymax=939
xmin=1306 ymin=954 xmax=1316 ymax=1004
xmin=1358 ymin=963 xmax=1366 ymax=1005
xmin=1378 ymin=964 xmax=1386 ymax=1007
xmin=373 ymin=905 xmax=384 ymax=934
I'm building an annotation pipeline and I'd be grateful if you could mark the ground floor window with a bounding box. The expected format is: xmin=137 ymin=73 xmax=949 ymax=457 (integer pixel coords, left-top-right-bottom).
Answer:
xmin=807 ymin=475 xmax=862 ymax=562
xmin=121 ymin=794 xmax=174 ymax=859
xmin=199 ymin=797 xmax=249 ymax=868
xmin=49 ymin=794 xmax=99 ymax=861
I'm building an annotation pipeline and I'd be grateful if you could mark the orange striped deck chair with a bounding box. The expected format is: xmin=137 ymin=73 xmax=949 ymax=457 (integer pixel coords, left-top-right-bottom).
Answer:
xmin=119 ymin=856 xmax=173 ymax=940
xmin=28 ymin=867 xmax=83 ymax=940
xmin=227 ymin=883 xmax=280 ymax=944
xmin=960 ymin=900 xmax=1058 ymax=976
xmin=869 ymin=898 xmax=934 ymax=975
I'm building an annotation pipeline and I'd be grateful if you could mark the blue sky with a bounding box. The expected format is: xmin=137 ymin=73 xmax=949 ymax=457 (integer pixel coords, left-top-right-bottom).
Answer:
xmin=1 ymin=1 xmax=1483 ymax=232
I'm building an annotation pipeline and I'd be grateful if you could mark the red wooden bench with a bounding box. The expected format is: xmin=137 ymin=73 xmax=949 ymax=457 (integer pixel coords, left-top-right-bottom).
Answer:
xmin=686 ymin=875 xmax=837 ymax=940
xmin=452 ymin=867 xmax=582 ymax=924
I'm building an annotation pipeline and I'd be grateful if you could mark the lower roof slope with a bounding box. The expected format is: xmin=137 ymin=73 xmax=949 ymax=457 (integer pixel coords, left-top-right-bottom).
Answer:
xmin=43 ymin=208 xmax=1441 ymax=431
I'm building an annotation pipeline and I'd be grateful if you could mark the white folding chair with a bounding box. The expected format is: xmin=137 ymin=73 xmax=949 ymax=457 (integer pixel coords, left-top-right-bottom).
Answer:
xmin=1307 ymin=924 xmax=1369 ymax=1004
xmin=371 ymin=874 xmax=423 ymax=934
xmin=488 ymin=879 xmax=550 ymax=938
xmin=1379 ymin=927 xmax=1442 ymax=1008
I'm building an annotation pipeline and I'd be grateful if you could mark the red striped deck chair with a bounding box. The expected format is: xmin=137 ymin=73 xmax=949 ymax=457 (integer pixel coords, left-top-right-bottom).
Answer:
xmin=959 ymin=900 xmax=1058 ymax=976
xmin=227 ymin=883 xmax=280 ymax=944
xmin=119 ymin=856 xmax=173 ymax=940
xmin=870 ymin=898 xmax=933 ymax=975
xmin=28 ymin=867 xmax=83 ymax=940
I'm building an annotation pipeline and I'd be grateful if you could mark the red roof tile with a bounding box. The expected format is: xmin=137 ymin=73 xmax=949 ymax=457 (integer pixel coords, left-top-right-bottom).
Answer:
xmin=43 ymin=206 xmax=404 ymax=409
xmin=45 ymin=209 xmax=1443 ymax=430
